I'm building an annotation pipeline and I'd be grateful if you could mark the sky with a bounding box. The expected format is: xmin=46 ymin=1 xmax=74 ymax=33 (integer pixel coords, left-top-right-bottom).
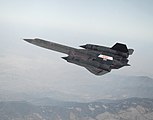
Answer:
xmin=0 ymin=0 xmax=153 ymax=99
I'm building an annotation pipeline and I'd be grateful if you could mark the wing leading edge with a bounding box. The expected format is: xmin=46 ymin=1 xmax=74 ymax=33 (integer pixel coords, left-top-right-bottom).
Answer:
xmin=85 ymin=66 xmax=109 ymax=75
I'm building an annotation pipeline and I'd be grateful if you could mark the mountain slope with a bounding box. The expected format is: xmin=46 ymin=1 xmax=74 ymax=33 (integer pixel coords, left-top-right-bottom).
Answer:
xmin=0 ymin=98 xmax=153 ymax=120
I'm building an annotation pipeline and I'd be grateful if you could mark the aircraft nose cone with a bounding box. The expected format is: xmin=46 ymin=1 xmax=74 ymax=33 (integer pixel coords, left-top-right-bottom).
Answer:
xmin=23 ymin=39 xmax=33 ymax=43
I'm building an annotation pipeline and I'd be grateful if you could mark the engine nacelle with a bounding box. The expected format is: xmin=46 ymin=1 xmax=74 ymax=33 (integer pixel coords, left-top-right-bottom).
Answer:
xmin=62 ymin=56 xmax=111 ymax=72
xmin=80 ymin=44 xmax=129 ymax=58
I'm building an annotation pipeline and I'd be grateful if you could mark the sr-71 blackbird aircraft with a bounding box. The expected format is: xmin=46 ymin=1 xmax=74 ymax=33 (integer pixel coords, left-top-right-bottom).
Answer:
xmin=24 ymin=38 xmax=134 ymax=75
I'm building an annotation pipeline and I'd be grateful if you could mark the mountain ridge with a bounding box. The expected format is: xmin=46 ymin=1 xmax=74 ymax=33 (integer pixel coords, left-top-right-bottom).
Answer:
xmin=0 ymin=97 xmax=153 ymax=120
